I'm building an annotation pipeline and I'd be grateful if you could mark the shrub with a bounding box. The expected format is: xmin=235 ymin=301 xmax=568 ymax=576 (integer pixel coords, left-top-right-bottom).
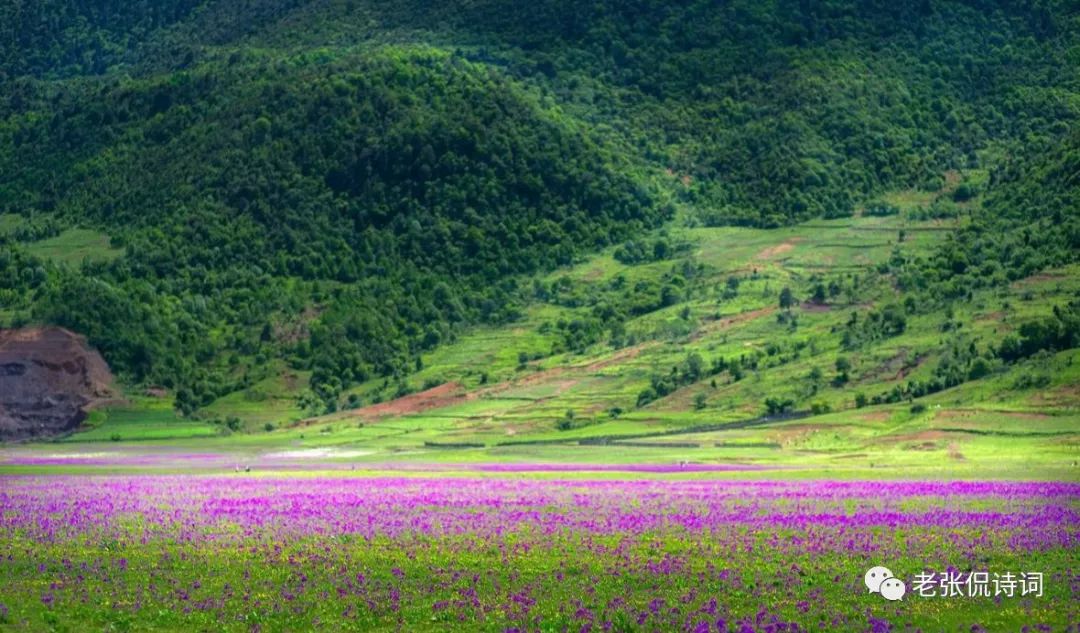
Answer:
xmin=764 ymin=397 xmax=794 ymax=415
xmin=967 ymin=358 xmax=991 ymax=380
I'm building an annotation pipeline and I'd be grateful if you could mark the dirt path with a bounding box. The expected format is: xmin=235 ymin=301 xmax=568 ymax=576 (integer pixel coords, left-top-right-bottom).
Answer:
xmin=690 ymin=306 xmax=775 ymax=341
xmin=585 ymin=342 xmax=656 ymax=371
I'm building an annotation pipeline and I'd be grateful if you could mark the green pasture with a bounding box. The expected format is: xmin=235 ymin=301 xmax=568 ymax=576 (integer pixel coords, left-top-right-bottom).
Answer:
xmin=23 ymin=228 xmax=122 ymax=266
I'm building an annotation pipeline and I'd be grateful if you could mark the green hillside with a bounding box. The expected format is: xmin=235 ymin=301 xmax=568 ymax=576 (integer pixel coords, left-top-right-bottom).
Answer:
xmin=64 ymin=201 xmax=1080 ymax=477
xmin=0 ymin=0 xmax=1078 ymax=448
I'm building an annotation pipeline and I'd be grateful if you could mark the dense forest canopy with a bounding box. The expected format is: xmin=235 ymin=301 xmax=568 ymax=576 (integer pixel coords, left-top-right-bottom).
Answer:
xmin=0 ymin=0 xmax=1077 ymax=413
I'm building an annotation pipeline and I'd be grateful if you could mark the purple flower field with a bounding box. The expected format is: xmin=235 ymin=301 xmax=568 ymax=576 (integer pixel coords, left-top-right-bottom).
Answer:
xmin=0 ymin=473 xmax=1077 ymax=631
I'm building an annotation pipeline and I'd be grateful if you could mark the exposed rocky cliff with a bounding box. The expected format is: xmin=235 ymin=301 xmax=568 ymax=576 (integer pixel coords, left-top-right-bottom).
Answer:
xmin=0 ymin=328 xmax=115 ymax=441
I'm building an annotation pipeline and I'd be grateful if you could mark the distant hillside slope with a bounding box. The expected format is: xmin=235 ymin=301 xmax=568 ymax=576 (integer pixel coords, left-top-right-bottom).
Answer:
xmin=76 ymin=0 xmax=1080 ymax=223
xmin=0 ymin=0 xmax=205 ymax=79
xmin=0 ymin=0 xmax=1077 ymax=416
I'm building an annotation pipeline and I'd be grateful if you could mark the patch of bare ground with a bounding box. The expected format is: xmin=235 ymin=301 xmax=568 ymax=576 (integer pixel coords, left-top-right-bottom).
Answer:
xmin=334 ymin=382 xmax=469 ymax=421
xmin=585 ymin=342 xmax=657 ymax=371
xmin=754 ymin=238 xmax=802 ymax=260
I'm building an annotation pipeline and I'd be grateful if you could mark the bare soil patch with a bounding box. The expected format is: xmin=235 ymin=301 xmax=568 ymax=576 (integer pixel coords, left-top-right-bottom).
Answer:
xmin=339 ymin=382 xmax=469 ymax=421
xmin=754 ymin=238 xmax=802 ymax=260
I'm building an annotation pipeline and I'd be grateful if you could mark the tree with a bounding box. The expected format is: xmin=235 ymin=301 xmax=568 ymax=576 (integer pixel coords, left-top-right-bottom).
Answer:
xmin=764 ymin=397 xmax=794 ymax=415
xmin=660 ymin=284 xmax=682 ymax=307
xmin=684 ymin=353 xmax=704 ymax=381
xmin=693 ymin=393 xmax=708 ymax=410
xmin=652 ymin=239 xmax=670 ymax=260
xmin=968 ymin=358 xmax=991 ymax=380
xmin=833 ymin=356 xmax=851 ymax=386
xmin=636 ymin=387 xmax=658 ymax=407
xmin=998 ymin=335 xmax=1022 ymax=362
xmin=779 ymin=287 xmax=795 ymax=310
xmin=174 ymin=388 xmax=197 ymax=416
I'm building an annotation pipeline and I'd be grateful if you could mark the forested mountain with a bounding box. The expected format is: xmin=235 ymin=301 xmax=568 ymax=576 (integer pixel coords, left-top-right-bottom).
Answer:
xmin=1 ymin=0 xmax=1077 ymax=415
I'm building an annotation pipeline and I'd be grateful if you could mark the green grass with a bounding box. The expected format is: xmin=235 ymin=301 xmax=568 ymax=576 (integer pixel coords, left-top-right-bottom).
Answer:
xmin=200 ymin=368 xmax=310 ymax=426
xmin=62 ymin=399 xmax=218 ymax=442
xmin=0 ymin=213 xmax=26 ymax=234
xmin=23 ymin=228 xmax=122 ymax=266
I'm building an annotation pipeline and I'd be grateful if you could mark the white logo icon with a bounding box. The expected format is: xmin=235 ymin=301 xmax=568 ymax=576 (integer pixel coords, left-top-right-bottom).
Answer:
xmin=864 ymin=566 xmax=894 ymax=593
xmin=879 ymin=577 xmax=907 ymax=601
